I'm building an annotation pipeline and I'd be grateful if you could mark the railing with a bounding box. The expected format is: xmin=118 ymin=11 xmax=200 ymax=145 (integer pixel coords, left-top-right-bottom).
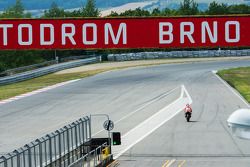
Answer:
xmin=0 ymin=116 xmax=91 ymax=167
xmin=68 ymin=143 xmax=112 ymax=167
xmin=0 ymin=56 xmax=100 ymax=86
xmin=60 ymin=55 xmax=98 ymax=62
xmin=0 ymin=60 xmax=57 ymax=77
xmin=0 ymin=55 xmax=98 ymax=77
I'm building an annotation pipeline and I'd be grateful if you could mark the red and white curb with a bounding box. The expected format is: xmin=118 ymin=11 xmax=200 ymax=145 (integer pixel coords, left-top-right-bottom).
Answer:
xmin=0 ymin=79 xmax=81 ymax=105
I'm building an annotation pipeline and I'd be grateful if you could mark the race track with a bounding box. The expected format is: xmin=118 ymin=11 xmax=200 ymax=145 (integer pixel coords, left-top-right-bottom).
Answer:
xmin=0 ymin=59 xmax=250 ymax=167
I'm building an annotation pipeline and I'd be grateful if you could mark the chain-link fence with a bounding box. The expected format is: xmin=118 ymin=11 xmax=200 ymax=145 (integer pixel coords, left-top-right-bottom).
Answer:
xmin=0 ymin=116 xmax=91 ymax=167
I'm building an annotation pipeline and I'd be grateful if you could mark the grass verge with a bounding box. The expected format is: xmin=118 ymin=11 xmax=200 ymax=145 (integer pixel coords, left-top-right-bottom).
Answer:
xmin=217 ymin=67 xmax=250 ymax=103
xmin=0 ymin=59 xmax=195 ymax=100
xmin=0 ymin=65 xmax=148 ymax=100
xmin=0 ymin=69 xmax=107 ymax=100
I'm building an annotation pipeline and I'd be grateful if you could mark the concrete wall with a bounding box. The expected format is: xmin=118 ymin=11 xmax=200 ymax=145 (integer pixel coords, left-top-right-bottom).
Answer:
xmin=108 ymin=50 xmax=250 ymax=61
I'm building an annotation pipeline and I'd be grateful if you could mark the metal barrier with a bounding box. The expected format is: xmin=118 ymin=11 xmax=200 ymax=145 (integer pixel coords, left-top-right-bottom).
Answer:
xmin=0 ymin=55 xmax=97 ymax=77
xmin=0 ymin=57 xmax=100 ymax=86
xmin=60 ymin=56 xmax=94 ymax=62
xmin=68 ymin=143 xmax=112 ymax=167
xmin=107 ymin=49 xmax=250 ymax=61
xmin=0 ymin=116 xmax=91 ymax=167
xmin=0 ymin=60 xmax=57 ymax=76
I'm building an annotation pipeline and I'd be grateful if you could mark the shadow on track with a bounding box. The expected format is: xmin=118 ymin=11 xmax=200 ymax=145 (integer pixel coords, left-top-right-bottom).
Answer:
xmin=188 ymin=121 xmax=199 ymax=123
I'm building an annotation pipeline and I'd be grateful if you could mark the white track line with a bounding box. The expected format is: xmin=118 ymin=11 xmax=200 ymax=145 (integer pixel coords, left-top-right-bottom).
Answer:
xmin=0 ymin=79 xmax=81 ymax=106
xmin=181 ymin=85 xmax=193 ymax=104
xmin=113 ymin=85 xmax=192 ymax=159
xmin=212 ymin=71 xmax=250 ymax=108
xmin=92 ymin=86 xmax=180 ymax=136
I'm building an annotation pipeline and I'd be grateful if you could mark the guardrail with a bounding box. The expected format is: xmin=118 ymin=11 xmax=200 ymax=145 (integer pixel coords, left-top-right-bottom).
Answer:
xmin=60 ymin=55 xmax=97 ymax=62
xmin=0 ymin=56 xmax=100 ymax=86
xmin=0 ymin=60 xmax=57 ymax=77
xmin=107 ymin=49 xmax=250 ymax=61
xmin=0 ymin=116 xmax=91 ymax=167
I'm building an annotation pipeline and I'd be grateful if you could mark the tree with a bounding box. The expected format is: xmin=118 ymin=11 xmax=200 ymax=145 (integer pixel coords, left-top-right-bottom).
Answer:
xmin=14 ymin=0 xmax=24 ymax=16
xmin=0 ymin=61 xmax=5 ymax=74
xmin=64 ymin=10 xmax=82 ymax=17
xmin=44 ymin=2 xmax=65 ymax=18
xmin=82 ymin=0 xmax=99 ymax=17
xmin=178 ymin=0 xmax=199 ymax=15
xmin=0 ymin=0 xmax=31 ymax=18
xmin=206 ymin=1 xmax=229 ymax=15
xmin=162 ymin=8 xmax=176 ymax=16
xmin=228 ymin=4 xmax=250 ymax=14
xmin=152 ymin=8 xmax=161 ymax=16
xmin=0 ymin=51 xmax=46 ymax=73
xmin=108 ymin=11 xmax=119 ymax=17
xmin=134 ymin=8 xmax=150 ymax=16
xmin=119 ymin=8 xmax=150 ymax=17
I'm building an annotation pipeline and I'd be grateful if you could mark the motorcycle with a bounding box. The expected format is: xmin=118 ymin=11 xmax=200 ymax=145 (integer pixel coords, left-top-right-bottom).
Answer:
xmin=185 ymin=112 xmax=192 ymax=122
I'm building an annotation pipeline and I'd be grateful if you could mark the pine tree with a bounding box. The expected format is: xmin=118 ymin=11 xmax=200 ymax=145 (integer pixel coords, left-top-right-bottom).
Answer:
xmin=206 ymin=1 xmax=229 ymax=15
xmin=82 ymin=0 xmax=99 ymax=17
xmin=44 ymin=2 xmax=65 ymax=18
xmin=14 ymin=0 xmax=25 ymax=17
xmin=179 ymin=0 xmax=198 ymax=15
xmin=0 ymin=0 xmax=30 ymax=18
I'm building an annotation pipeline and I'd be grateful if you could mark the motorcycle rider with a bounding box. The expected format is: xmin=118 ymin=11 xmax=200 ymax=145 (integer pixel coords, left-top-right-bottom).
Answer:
xmin=184 ymin=104 xmax=192 ymax=118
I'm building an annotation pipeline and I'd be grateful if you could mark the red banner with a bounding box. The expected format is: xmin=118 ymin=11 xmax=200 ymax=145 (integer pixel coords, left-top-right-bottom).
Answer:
xmin=0 ymin=16 xmax=249 ymax=50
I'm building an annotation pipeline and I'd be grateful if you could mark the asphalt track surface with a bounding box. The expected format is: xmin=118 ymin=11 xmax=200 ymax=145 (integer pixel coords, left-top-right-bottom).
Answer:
xmin=0 ymin=59 xmax=250 ymax=167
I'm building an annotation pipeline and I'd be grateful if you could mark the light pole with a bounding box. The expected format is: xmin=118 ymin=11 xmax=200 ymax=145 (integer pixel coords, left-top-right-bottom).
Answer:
xmin=90 ymin=114 xmax=113 ymax=154
xmin=55 ymin=50 xmax=58 ymax=63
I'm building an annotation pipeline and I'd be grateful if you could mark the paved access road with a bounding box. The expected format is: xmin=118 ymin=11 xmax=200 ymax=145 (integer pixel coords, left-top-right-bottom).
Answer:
xmin=0 ymin=59 xmax=250 ymax=167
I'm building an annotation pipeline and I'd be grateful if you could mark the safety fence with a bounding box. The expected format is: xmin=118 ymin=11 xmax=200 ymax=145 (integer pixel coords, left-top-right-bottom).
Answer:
xmin=107 ymin=49 xmax=250 ymax=61
xmin=68 ymin=143 xmax=112 ymax=167
xmin=0 ymin=60 xmax=57 ymax=77
xmin=0 ymin=116 xmax=91 ymax=167
xmin=0 ymin=55 xmax=97 ymax=77
xmin=0 ymin=57 xmax=100 ymax=86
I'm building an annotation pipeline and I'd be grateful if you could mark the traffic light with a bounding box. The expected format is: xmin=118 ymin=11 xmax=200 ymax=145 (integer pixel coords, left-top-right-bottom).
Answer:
xmin=112 ymin=132 xmax=121 ymax=145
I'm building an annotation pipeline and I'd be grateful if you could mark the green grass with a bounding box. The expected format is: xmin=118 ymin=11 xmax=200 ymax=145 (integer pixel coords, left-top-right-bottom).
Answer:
xmin=0 ymin=69 xmax=107 ymax=100
xmin=217 ymin=67 xmax=250 ymax=103
xmin=0 ymin=64 xmax=153 ymax=100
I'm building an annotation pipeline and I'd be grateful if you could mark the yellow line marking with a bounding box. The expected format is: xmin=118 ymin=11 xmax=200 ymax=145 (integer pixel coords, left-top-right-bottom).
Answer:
xmin=162 ymin=159 xmax=176 ymax=167
xmin=107 ymin=160 xmax=119 ymax=167
xmin=167 ymin=159 xmax=176 ymax=167
xmin=178 ymin=160 xmax=186 ymax=167
xmin=162 ymin=160 xmax=169 ymax=167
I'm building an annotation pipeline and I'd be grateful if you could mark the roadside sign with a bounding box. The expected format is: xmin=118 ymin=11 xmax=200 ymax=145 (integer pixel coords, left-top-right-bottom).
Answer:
xmin=103 ymin=120 xmax=114 ymax=131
